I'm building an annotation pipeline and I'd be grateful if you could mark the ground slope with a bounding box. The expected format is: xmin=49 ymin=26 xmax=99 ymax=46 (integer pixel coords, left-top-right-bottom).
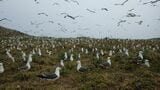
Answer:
xmin=0 ymin=26 xmax=29 ymax=37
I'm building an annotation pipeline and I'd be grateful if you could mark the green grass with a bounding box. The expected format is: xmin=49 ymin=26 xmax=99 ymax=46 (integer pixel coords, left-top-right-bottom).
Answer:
xmin=0 ymin=36 xmax=160 ymax=90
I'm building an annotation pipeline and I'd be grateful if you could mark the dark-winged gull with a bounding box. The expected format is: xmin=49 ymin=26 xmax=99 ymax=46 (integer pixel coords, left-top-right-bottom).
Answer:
xmin=52 ymin=2 xmax=59 ymax=6
xmin=115 ymin=0 xmax=129 ymax=5
xmin=135 ymin=21 xmax=143 ymax=25
xmin=99 ymin=57 xmax=111 ymax=69
xmin=101 ymin=8 xmax=108 ymax=12
xmin=64 ymin=0 xmax=70 ymax=3
xmin=48 ymin=20 xmax=54 ymax=24
xmin=143 ymin=0 xmax=160 ymax=5
xmin=37 ymin=67 xmax=62 ymax=80
xmin=0 ymin=63 xmax=4 ymax=73
xmin=126 ymin=13 xmax=140 ymax=17
xmin=117 ymin=20 xmax=127 ymax=26
xmin=128 ymin=8 xmax=134 ymax=12
xmin=38 ymin=13 xmax=48 ymax=17
xmin=132 ymin=51 xmax=144 ymax=65
xmin=18 ymin=54 xmax=32 ymax=71
xmin=64 ymin=15 xmax=80 ymax=20
xmin=0 ymin=18 xmax=11 ymax=22
xmin=30 ymin=21 xmax=44 ymax=28
xmin=34 ymin=0 xmax=39 ymax=4
xmin=76 ymin=60 xmax=88 ymax=72
xmin=71 ymin=0 xmax=79 ymax=5
xmin=86 ymin=9 xmax=96 ymax=13
xmin=18 ymin=60 xmax=31 ymax=71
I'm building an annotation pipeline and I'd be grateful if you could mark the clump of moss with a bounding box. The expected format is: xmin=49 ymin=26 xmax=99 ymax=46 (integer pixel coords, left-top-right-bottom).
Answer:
xmin=79 ymin=73 xmax=116 ymax=90
xmin=132 ymin=78 xmax=155 ymax=90
xmin=13 ymin=72 xmax=35 ymax=81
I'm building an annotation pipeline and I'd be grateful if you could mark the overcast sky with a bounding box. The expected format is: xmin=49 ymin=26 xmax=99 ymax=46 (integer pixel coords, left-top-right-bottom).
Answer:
xmin=0 ymin=0 xmax=160 ymax=39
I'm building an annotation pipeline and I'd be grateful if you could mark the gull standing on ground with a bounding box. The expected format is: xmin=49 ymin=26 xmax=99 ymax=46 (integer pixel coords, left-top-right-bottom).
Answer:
xmin=0 ymin=63 xmax=4 ymax=73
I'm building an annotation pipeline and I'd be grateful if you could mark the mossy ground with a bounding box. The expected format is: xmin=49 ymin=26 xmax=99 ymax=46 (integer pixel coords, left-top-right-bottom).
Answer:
xmin=0 ymin=37 xmax=160 ymax=90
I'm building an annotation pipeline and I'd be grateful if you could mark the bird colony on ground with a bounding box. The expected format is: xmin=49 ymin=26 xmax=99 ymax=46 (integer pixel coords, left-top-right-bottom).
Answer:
xmin=0 ymin=36 xmax=160 ymax=89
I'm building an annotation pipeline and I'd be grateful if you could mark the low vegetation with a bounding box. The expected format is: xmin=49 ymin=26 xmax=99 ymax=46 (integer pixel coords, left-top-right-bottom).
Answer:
xmin=0 ymin=26 xmax=160 ymax=90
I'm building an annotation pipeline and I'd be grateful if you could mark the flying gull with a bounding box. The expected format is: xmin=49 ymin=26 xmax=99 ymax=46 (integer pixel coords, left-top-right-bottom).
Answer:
xmin=57 ymin=23 xmax=62 ymax=26
xmin=126 ymin=13 xmax=140 ymax=17
xmin=61 ymin=13 xmax=81 ymax=20
xmin=128 ymin=8 xmax=134 ymax=12
xmin=38 ymin=13 xmax=48 ymax=17
xmin=115 ymin=0 xmax=129 ymax=5
xmin=52 ymin=2 xmax=59 ymax=6
xmin=117 ymin=20 xmax=127 ymax=27
xmin=154 ymin=18 xmax=160 ymax=21
xmin=0 ymin=18 xmax=11 ymax=22
xmin=135 ymin=21 xmax=143 ymax=25
xmin=30 ymin=21 xmax=44 ymax=28
xmin=64 ymin=0 xmax=70 ymax=3
xmin=71 ymin=0 xmax=79 ymax=5
xmin=101 ymin=8 xmax=108 ymax=12
xmin=86 ymin=9 xmax=96 ymax=13
xmin=143 ymin=0 xmax=160 ymax=5
xmin=34 ymin=0 xmax=39 ymax=4
xmin=64 ymin=15 xmax=80 ymax=20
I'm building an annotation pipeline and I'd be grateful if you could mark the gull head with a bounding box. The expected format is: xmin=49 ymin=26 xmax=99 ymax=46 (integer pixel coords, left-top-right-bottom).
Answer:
xmin=56 ymin=67 xmax=62 ymax=71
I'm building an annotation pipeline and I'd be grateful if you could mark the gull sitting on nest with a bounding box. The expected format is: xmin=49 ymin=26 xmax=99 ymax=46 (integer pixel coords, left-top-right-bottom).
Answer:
xmin=76 ymin=60 xmax=88 ymax=72
xmin=99 ymin=57 xmax=111 ymax=69
xmin=18 ymin=57 xmax=32 ymax=71
xmin=37 ymin=67 xmax=62 ymax=81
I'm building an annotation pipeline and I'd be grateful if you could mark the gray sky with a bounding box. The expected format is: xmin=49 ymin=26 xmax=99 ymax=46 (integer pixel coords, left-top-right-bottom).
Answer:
xmin=0 ymin=0 xmax=160 ymax=39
